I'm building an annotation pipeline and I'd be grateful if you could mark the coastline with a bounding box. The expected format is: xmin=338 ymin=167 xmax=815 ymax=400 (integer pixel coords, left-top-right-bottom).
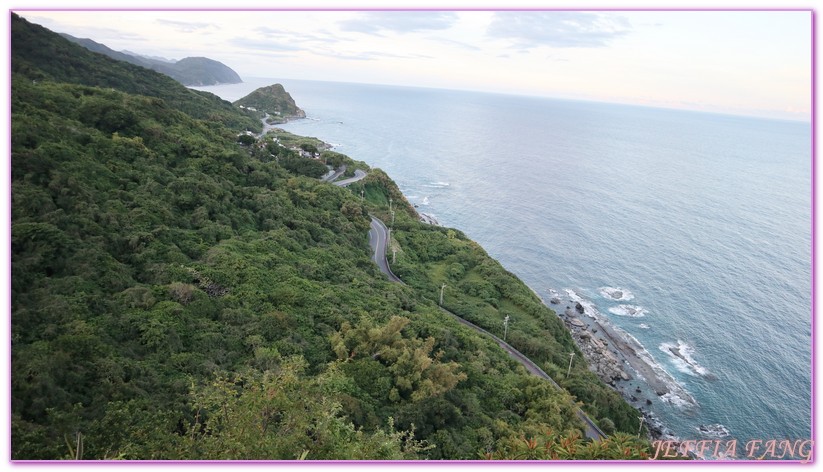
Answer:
xmin=305 ymin=131 xmax=670 ymax=441
xmin=547 ymin=289 xmax=694 ymax=441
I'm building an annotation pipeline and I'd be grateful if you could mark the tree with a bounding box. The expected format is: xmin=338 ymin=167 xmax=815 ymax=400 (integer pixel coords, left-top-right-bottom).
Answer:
xmin=237 ymin=133 xmax=255 ymax=146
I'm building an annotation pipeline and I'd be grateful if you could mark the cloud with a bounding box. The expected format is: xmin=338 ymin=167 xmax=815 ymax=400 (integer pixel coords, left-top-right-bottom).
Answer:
xmin=339 ymin=11 xmax=458 ymax=35
xmin=487 ymin=11 xmax=631 ymax=49
xmin=254 ymin=26 xmax=344 ymax=45
xmin=24 ymin=15 xmax=147 ymax=41
xmin=228 ymin=36 xmax=304 ymax=53
xmin=433 ymin=37 xmax=482 ymax=52
xmin=314 ymin=49 xmax=433 ymax=61
xmin=155 ymin=18 xmax=217 ymax=33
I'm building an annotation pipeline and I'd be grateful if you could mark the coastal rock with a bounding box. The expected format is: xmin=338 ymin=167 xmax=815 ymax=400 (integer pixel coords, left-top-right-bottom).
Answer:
xmin=550 ymin=297 xmax=561 ymax=305
xmin=575 ymin=302 xmax=585 ymax=314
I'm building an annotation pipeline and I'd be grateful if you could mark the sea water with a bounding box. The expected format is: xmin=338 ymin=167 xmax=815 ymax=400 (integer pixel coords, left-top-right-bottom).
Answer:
xmin=193 ymin=78 xmax=812 ymax=454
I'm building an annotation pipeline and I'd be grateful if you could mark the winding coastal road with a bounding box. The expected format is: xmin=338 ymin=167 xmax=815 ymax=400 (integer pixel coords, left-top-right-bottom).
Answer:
xmin=367 ymin=216 xmax=606 ymax=441
xmin=321 ymin=164 xmax=347 ymax=183
xmin=368 ymin=217 xmax=403 ymax=284
xmin=334 ymin=169 xmax=368 ymax=187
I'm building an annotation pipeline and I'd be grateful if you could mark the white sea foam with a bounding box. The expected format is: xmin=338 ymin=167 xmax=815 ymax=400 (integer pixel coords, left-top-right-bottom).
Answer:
xmin=564 ymin=289 xmax=603 ymax=321
xmin=423 ymin=181 xmax=450 ymax=188
xmin=639 ymin=324 xmax=650 ymax=329
xmin=660 ymin=340 xmax=712 ymax=378
xmin=608 ymin=304 xmax=647 ymax=318
xmin=616 ymin=327 xmax=698 ymax=408
xmin=564 ymin=289 xmax=697 ymax=408
xmin=599 ymin=286 xmax=635 ymax=301
xmin=697 ymin=423 xmax=731 ymax=439
xmin=422 ymin=196 xmax=430 ymax=205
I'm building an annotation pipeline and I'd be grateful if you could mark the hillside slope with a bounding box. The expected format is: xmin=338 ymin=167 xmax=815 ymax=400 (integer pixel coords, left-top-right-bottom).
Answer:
xmin=234 ymin=83 xmax=306 ymax=123
xmin=12 ymin=15 xmax=256 ymax=132
xmin=61 ymin=33 xmax=243 ymax=86
xmin=11 ymin=13 xmax=646 ymax=460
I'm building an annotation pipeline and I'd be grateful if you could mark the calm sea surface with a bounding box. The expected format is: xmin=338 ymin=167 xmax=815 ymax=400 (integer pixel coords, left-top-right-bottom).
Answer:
xmin=193 ymin=78 xmax=812 ymax=451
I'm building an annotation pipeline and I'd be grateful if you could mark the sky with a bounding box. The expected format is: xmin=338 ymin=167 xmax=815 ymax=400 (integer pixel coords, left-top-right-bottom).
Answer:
xmin=12 ymin=6 xmax=813 ymax=121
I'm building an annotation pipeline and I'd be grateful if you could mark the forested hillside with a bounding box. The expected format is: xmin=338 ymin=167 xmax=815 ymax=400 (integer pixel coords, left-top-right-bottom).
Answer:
xmin=60 ymin=32 xmax=244 ymax=86
xmin=10 ymin=13 xmax=648 ymax=460
xmin=234 ymin=84 xmax=306 ymax=124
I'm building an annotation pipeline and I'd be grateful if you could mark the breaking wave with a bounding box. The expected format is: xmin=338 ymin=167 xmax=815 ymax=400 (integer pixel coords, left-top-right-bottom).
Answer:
xmin=608 ymin=304 xmax=647 ymax=317
xmin=599 ymin=286 xmax=635 ymax=301
xmin=660 ymin=340 xmax=713 ymax=378
xmin=697 ymin=423 xmax=731 ymax=439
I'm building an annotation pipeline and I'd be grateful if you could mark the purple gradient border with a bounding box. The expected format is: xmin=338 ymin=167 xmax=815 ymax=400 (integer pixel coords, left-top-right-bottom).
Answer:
xmin=6 ymin=6 xmax=817 ymax=466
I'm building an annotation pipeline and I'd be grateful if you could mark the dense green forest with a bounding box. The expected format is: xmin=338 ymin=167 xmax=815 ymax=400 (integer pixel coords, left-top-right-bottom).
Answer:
xmin=60 ymin=32 xmax=243 ymax=86
xmin=10 ymin=13 xmax=649 ymax=460
xmin=233 ymin=84 xmax=306 ymax=124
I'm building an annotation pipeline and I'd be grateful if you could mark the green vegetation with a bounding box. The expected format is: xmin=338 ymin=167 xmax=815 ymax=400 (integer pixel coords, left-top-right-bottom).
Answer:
xmin=233 ymin=84 xmax=306 ymax=123
xmin=11 ymin=13 xmax=645 ymax=460
xmin=60 ymin=33 xmax=243 ymax=86
xmin=12 ymin=14 xmax=259 ymax=133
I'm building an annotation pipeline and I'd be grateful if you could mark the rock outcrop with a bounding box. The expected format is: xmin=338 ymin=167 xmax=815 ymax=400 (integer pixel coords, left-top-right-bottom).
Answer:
xmin=561 ymin=311 xmax=631 ymax=384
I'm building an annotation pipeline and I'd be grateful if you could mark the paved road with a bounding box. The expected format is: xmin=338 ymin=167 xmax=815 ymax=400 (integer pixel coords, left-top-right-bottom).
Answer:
xmin=321 ymin=164 xmax=347 ymax=183
xmin=334 ymin=169 xmax=367 ymax=187
xmin=444 ymin=309 xmax=606 ymax=441
xmin=368 ymin=217 xmax=403 ymax=284
xmin=367 ymin=215 xmax=605 ymax=441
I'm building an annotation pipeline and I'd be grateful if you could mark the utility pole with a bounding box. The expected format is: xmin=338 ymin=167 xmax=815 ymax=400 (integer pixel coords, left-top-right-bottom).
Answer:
xmin=637 ymin=416 xmax=646 ymax=438
xmin=360 ymin=188 xmax=364 ymax=201
xmin=392 ymin=247 xmax=397 ymax=264
xmin=440 ymin=283 xmax=446 ymax=306
xmin=389 ymin=196 xmax=393 ymax=213
xmin=391 ymin=210 xmax=395 ymax=226
xmin=566 ymin=352 xmax=575 ymax=378
xmin=503 ymin=315 xmax=510 ymax=342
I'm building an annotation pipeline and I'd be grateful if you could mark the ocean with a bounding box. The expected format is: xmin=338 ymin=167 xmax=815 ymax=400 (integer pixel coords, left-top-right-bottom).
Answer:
xmin=193 ymin=78 xmax=812 ymax=454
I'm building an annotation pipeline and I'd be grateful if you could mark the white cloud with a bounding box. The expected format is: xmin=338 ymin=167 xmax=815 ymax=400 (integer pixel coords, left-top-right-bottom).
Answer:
xmin=339 ymin=11 xmax=458 ymax=35
xmin=487 ymin=11 xmax=632 ymax=49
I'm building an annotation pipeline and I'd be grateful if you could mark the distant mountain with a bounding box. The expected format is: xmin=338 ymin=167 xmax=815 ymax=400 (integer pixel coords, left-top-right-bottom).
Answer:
xmin=234 ymin=84 xmax=306 ymax=123
xmin=12 ymin=15 xmax=258 ymax=132
xmin=59 ymin=32 xmax=242 ymax=86
xmin=122 ymin=50 xmax=175 ymax=63
xmin=161 ymin=57 xmax=243 ymax=86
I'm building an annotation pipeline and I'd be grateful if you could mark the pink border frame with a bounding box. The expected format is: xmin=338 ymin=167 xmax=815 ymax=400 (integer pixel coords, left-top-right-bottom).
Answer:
xmin=6 ymin=6 xmax=817 ymax=466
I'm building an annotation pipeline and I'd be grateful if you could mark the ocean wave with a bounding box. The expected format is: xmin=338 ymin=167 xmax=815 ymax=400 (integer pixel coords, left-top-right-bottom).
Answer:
xmin=422 ymin=181 xmax=450 ymax=188
xmin=659 ymin=340 xmax=713 ymax=378
xmin=565 ymin=289 xmax=697 ymax=408
xmin=564 ymin=289 xmax=603 ymax=321
xmin=617 ymin=328 xmax=698 ymax=408
xmin=422 ymin=196 xmax=430 ymax=205
xmin=608 ymin=304 xmax=647 ymax=317
xmin=599 ymin=286 xmax=635 ymax=301
xmin=639 ymin=323 xmax=650 ymax=329
xmin=697 ymin=423 xmax=731 ymax=439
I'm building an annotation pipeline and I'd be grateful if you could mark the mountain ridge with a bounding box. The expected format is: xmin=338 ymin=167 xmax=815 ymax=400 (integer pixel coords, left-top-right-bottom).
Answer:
xmin=59 ymin=32 xmax=243 ymax=86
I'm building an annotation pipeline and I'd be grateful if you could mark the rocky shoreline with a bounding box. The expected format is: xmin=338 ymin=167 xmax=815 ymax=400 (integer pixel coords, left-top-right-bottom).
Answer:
xmin=552 ymin=296 xmax=691 ymax=441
